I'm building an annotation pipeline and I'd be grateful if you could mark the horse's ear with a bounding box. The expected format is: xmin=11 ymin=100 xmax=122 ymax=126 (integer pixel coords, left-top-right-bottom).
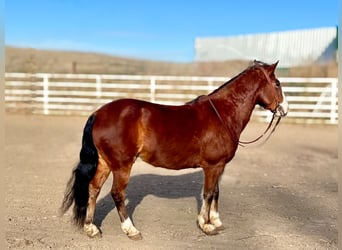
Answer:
xmin=269 ymin=61 xmax=279 ymax=74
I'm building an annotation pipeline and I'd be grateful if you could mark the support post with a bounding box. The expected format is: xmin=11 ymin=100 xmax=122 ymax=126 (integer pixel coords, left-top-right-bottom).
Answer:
xmin=43 ymin=74 xmax=49 ymax=115
xmin=150 ymin=77 xmax=156 ymax=103
xmin=96 ymin=75 xmax=102 ymax=108
xmin=330 ymin=79 xmax=338 ymax=124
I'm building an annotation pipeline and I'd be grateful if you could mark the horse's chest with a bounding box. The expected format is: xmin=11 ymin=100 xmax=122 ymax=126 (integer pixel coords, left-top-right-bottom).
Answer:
xmin=200 ymin=133 xmax=237 ymax=165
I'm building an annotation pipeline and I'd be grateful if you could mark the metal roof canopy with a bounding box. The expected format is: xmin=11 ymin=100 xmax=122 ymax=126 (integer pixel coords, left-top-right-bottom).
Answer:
xmin=195 ymin=27 xmax=337 ymax=68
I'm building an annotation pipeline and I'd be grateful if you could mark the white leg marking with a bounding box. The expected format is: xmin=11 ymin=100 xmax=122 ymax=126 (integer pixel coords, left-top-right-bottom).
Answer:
xmin=198 ymin=214 xmax=216 ymax=234
xmin=198 ymin=214 xmax=205 ymax=229
xmin=121 ymin=218 xmax=142 ymax=240
xmin=84 ymin=223 xmax=100 ymax=238
xmin=197 ymin=191 xmax=220 ymax=235
xmin=198 ymin=199 xmax=208 ymax=230
xmin=203 ymin=223 xmax=217 ymax=234
xmin=210 ymin=210 xmax=223 ymax=228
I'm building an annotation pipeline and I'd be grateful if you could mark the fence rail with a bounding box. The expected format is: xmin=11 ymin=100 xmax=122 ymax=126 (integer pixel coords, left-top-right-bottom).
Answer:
xmin=5 ymin=72 xmax=338 ymax=124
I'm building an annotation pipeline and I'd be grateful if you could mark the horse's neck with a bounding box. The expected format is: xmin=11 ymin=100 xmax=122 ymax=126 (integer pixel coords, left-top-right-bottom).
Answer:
xmin=209 ymin=75 xmax=260 ymax=136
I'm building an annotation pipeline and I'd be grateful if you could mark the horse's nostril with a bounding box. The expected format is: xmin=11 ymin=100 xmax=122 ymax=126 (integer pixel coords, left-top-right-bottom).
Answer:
xmin=275 ymin=105 xmax=288 ymax=117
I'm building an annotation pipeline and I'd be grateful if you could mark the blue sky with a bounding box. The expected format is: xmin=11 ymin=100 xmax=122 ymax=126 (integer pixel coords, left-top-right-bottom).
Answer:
xmin=5 ymin=0 xmax=338 ymax=62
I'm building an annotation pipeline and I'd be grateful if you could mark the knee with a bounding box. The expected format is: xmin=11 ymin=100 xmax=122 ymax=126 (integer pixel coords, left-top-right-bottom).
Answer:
xmin=111 ymin=190 xmax=124 ymax=204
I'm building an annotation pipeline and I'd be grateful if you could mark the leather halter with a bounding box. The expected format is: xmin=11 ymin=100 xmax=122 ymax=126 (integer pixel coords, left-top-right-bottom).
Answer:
xmin=208 ymin=66 xmax=282 ymax=147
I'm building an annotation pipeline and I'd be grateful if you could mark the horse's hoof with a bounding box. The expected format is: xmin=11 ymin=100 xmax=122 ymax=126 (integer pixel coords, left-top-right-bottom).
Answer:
xmin=202 ymin=223 xmax=218 ymax=236
xmin=84 ymin=223 xmax=102 ymax=238
xmin=88 ymin=230 xmax=102 ymax=238
xmin=128 ymin=232 xmax=143 ymax=241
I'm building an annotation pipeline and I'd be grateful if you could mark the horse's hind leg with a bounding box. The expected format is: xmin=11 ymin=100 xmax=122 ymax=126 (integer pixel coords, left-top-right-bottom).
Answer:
xmin=111 ymin=165 xmax=142 ymax=240
xmin=84 ymin=155 xmax=111 ymax=237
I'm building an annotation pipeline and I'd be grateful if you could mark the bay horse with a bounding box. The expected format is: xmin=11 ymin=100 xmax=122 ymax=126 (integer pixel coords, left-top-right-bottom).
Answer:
xmin=61 ymin=61 xmax=288 ymax=240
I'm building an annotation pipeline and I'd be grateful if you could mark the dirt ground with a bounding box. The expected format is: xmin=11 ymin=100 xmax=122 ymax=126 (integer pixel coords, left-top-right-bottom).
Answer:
xmin=5 ymin=114 xmax=338 ymax=249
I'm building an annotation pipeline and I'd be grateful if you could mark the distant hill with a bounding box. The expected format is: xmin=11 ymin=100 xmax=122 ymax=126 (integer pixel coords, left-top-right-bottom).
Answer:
xmin=5 ymin=46 xmax=337 ymax=77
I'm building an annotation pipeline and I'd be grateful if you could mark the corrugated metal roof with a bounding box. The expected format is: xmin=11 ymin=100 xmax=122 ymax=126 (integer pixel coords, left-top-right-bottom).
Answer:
xmin=194 ymin=27 xmax=337 ymax=67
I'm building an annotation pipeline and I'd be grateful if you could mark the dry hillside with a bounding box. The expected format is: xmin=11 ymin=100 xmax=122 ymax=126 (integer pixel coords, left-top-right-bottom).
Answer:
xmin=5 ymin=46 xmax=337 ymax=77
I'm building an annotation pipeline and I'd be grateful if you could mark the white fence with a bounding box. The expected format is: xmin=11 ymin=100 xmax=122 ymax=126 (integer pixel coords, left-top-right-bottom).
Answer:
xmin=5 ymin=72 xmax=338 ymax=124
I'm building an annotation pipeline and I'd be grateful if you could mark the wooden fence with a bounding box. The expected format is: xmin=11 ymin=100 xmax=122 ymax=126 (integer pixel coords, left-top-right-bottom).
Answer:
xmin=5 ymin=72 xmax=338 ymax=124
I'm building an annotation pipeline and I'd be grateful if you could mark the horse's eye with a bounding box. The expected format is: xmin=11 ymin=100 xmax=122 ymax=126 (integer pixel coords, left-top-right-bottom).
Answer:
xmin=275 ymin=80 xmax=280 ymax=87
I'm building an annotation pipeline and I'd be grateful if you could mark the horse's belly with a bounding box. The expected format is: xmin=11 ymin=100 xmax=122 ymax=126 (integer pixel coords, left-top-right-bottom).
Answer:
xmin=139 ymin=145 xmax=200 ymax=170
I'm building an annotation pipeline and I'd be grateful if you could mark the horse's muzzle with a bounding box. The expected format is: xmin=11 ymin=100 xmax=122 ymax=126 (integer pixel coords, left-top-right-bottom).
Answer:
xmin=275 ymin=100 xmax=289 ymax=117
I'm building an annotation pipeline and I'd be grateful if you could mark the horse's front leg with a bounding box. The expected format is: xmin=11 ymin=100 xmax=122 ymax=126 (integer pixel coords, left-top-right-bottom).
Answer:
xmin=198 ymin=166 xmax=224 ymax=235
xmin=209 ymin=183 xmax=224 ymax=230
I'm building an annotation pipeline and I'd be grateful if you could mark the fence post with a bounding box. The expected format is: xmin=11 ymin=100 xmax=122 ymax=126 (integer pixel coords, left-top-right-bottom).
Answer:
xmin=150 ymin=77 xmax=156 ymax=103
xmin=208 ymin=80 xmax=213 ymax=94
xmin=330 ymin=79 xmax=338 ymax=124
xmin=43 ymin=74 xmax=49 ymax=115
xmin=95 ymin=75 xmax=102 ymax=107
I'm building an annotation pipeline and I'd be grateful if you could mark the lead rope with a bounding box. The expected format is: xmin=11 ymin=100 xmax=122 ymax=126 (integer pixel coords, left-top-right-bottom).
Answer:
xmin=238 ymin=115 xmax=281 ymax=147
xmin=208 ymin=97 xmax=280 ymax=147
xmin=238 ymin=114 xmax=275 ymax=146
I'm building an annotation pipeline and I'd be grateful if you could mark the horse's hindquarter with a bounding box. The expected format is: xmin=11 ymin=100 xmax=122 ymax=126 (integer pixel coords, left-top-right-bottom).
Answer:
xmin=92 ymin=99 xmax=144 ymax=166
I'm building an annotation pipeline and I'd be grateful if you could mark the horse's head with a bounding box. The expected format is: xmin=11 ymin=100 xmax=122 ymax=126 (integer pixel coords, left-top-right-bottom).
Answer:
xmin=255 ymin=61 xmax=288 ymax=117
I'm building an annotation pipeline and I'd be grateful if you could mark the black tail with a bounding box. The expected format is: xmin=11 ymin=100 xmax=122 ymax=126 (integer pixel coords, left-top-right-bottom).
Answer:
xmin=60 ymin=114 xmax=98 ymax=227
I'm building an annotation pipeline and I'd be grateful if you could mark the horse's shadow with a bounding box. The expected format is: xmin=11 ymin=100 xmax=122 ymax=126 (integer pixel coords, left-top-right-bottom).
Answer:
xmin=94 ymin=170 xmax=203 ymax=227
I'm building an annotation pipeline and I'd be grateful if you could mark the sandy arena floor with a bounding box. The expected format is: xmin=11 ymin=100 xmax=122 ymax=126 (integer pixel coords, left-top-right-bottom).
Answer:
xmin=5 ymin=114 xmax=338 ymax=249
